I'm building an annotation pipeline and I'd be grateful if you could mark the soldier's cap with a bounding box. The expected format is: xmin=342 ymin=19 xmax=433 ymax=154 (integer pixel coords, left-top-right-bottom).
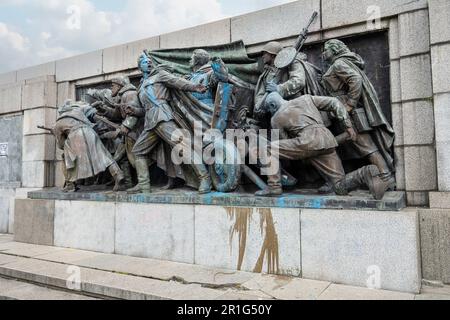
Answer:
xmin=261 ymin=41 xmax=283 ymax=56
xmin=58 ymin=99 xmax=87 ymax=114
xmin=111 ymin=76 xmax=130 ymax=87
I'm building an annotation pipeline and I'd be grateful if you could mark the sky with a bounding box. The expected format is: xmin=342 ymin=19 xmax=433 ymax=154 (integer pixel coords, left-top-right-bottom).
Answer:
xmin=0 ymin=0 xmax=296 ymax=73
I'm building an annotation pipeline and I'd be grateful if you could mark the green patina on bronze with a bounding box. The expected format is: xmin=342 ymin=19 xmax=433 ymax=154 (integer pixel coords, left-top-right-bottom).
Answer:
xmin=149 ymin=40 xmax=261 ymax=85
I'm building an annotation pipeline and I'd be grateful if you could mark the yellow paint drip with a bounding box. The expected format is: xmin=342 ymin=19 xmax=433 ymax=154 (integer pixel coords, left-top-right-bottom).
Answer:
xmin=226 ymin=207 xmax=253 ymax=271
xmin=253 ymin=208 xmax=280 ymax=275
xmin=226 ymin=207 xmax=280 ymax=275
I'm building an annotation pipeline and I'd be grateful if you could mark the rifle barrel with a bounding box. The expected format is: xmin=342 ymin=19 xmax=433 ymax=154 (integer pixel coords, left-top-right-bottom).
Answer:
xmin=295 ymin=11 xmax=318 ymax=50
xmin=254 ymin=11 xmax=319 ymax=112
xmin=37 ymin=125 xmax=53 ymax=132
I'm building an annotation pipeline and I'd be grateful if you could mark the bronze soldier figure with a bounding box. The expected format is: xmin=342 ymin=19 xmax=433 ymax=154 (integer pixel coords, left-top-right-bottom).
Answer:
xmin=54 ymin=101 xmax=125 ymax=192
xmin=125 ymin=51 xmax=212 ymax=194
xmin=255 ymin=92 xmax=392 ymax=200
xmin=102 ymin=76 xmax=144 ymax=189
xmin=184 ymin=49 xmax=226 ymax=108
xmin=321 ymin=39 xmax=396 ymax=192
xmin=254 ymin=41 xmax=308 ymax=118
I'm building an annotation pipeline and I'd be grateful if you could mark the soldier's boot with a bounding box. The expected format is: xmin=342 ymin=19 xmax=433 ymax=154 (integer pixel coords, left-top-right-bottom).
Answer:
xmin=191 ymin=163 xmax=212 ymax=194
xmin=337 ymin=165 xmax=390 ymax=200
xmin=62 ymin=181 xmax=79 ymax=193
xmin=109 ymin=163 xmax=126 ymax=192
xmin=318 ymin=181 xmax=333 ymax=194
xmin=255 ymin=187 xmax=283 ymax=197
xmin=120 ymin=161 xmax=134 ymax=190
xmin=368 ymin=151 xmax=396 ymax=191
xmin=127 ymin=157 xmax=151 ymax=194
xmin=60 ymin=159 xmax=79 ymax=193
xmin=255 ymin=169 xmax=283 ymax=197
xmin=281 ymin=169 xmax=298 ymax=189
xmin=162 ymin=177 xmax=176 ymax=190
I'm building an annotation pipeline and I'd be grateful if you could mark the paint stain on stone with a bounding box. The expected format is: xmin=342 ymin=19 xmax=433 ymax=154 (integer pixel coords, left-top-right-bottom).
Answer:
xmin=226 ymin=207 xmax=253 ymax=271
xmin=226 ymin=207 xmax=280 ymax=275
xmin=253 ymin=208 xmax=280 ymax=275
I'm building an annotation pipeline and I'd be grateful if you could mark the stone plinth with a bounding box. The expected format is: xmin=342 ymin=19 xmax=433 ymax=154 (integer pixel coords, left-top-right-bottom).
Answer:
xmin=27 ymin=188 xmax=407 ymax=211
xmin=419 ymin=209 xmax=450 ymax=284
xmin=13 ymin=193 xmax=420 ymax=293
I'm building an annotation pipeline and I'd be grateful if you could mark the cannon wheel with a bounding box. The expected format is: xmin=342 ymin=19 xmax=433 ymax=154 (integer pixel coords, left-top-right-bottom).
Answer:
xmin=208 ymin=140 xmax=242 ymax=193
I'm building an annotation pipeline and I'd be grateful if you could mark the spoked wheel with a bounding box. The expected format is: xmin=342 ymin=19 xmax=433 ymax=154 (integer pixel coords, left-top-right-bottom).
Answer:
xmin=206 ymin=139 xmax=242 ymax=193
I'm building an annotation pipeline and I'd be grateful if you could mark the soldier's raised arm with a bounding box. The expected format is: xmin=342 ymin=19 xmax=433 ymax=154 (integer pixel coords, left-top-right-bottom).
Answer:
xmin=310 ymin=95 xmax=352 ymax=128
xmin=310 ymin=95 xmax=357 ymax=141
xmin=158 ymin=69 xmax=206 ymax=93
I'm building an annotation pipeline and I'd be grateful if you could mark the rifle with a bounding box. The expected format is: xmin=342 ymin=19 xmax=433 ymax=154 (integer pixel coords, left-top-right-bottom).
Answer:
xmin=255 ymin=11 xmax=319 ymax=112
xmin=37 ymin=125 xmax=54 ymax=134
xmin=93 ymin=115 xmax=121 ymax=130
xmin=293 ymin=11 xmax=319 ymax=52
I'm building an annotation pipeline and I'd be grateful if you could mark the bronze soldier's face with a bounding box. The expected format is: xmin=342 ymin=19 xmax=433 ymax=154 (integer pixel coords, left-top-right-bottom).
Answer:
xmin=189 ymin=54 xmax=196 ymax=69
xmin=322 ymin=47 xmax=334 ymax=62
xmin=138 ymin=56 xmax=152 ymax=73
xmin=262 ymin=52 xmax=275 ymax=66
xmin=111 ymin=83 xmax=121 ymax=97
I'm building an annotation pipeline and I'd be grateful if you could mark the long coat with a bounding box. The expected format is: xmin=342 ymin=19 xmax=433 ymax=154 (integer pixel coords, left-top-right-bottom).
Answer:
xmin=54 ymin=106 xmax=115 ymax=182
xmin=271 ymin=95 xmax=351 ymax=159
xmin=322 ymin=52 xmax=395 ymax=170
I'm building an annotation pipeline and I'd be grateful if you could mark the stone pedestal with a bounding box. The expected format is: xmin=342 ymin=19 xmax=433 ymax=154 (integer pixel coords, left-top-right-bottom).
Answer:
xmin=13 ymin=194 xmax=421 ymax=293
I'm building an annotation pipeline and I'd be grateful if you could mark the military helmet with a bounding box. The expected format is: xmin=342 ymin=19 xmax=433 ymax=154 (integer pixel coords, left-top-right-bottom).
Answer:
xmin=111 ymin=76 xmax=130 ymax=87
xmin=261 ymin=41 xmax=283 ymax=56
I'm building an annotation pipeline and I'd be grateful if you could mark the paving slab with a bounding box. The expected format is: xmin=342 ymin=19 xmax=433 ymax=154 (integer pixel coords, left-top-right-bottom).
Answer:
xmin=1 ymin=239 xmax=257 ymax=288
xmin=0 ymin=277 xmax=97 ymax=300
xmin=242 ymin=274 xmax=330 ymax=300
xmin=33 ymin=248 xmax=104 ymax=264
xmin=318 ymin=284 xmax=415 ymax=300
xmin=73 ymin=253 xmax=257 ymax=288
xmin=0 ymin=254 xmax=20 ymax=266
xmin=0 ymin=277 xmax=29 ymax=292
xmin=0 ymin=241 xmax=64 ymax=258
xmin=80 ymin=268 xmax=225 ymax=300
xmin=0 ymin=240 xmax=435 ymax=301
xmin=215 ymin=289 xmax=274 ymax=300
xmin=420 ymin=285 xmax=450 ymax=298
xmin=0 ymin=258 xmax=73 ymax=288
xmin=0 ymin=234 xmax=14 ymax=243
xmin=0 ymin=254 xmax=226 ymax=300
xmin=416 ymin=293 xmax=450 ymax=300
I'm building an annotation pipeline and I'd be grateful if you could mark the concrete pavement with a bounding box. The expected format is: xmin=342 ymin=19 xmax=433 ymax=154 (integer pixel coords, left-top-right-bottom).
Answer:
xmin=0 ymin=234 xmax=448 ymax=300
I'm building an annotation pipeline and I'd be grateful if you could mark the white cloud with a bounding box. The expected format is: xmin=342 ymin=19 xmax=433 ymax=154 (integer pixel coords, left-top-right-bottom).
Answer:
xmin=0 ymin=0 xmax=293 ymax=73
xmin=0 ymin=22 xmax=31 ymax=71
xmin=0 ymin=22 xmax=29 ymax=52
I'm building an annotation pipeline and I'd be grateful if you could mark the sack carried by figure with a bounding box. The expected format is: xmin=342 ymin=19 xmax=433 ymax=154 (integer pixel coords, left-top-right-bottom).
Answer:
xmin=351 ymin=108 xmax=372 ymax=133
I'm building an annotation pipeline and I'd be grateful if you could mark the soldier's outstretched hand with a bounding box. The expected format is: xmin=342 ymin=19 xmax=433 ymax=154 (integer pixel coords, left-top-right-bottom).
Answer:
xmin=125 ymin=106 xmax=137 ymax=116
xmin=346 ymin=127 xmax=358 ymax=142
xmin=266 ymin=81 xmax=279 ymax=93
xmin=194 ymin=84 xmax=208 ymax=93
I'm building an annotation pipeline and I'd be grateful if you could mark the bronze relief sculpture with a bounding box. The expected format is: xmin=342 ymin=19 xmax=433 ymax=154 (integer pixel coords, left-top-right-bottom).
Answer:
xmin=47 ymin=12 xmax=396 ymax=202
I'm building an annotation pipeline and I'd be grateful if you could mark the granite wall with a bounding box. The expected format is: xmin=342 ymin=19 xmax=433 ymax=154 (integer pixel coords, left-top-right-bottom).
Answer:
xmin=0 ymin=115 xmax=23 ymax=185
